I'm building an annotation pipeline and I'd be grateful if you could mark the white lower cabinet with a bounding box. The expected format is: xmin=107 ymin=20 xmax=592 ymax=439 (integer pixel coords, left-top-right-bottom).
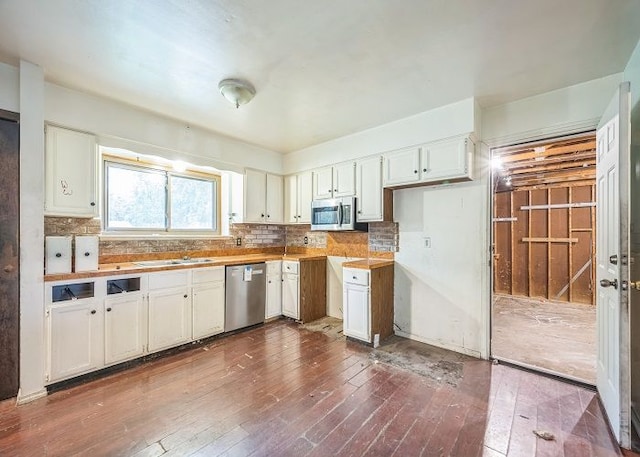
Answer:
xmin=47 ymin=299 xmax=103 ymax=383
xmin=266 ymin=260 xmax=282 ymax=319
xmin=343 ymin=283 xmax=370 ymax=342
xmin=282 ymin=273 xmax=299 ymax=319
xmin=104 ymin=293 xmax=146 ymax=365
xmin=148 ymin=287 xmax=191 ymax=352
xmin=192 ymin=281 xmax=225 ymax=339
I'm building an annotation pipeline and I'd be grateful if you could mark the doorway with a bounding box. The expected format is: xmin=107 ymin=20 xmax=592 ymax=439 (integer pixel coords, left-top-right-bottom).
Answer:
xmin=0 ymin=111 xmax=20 ymax=401
xmin=490 ymin=133 xmax=597 ymax=384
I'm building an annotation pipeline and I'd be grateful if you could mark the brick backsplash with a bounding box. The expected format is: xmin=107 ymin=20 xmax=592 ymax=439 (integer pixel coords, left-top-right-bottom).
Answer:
xmin=44 ymin=217 xmax=397 ymax=261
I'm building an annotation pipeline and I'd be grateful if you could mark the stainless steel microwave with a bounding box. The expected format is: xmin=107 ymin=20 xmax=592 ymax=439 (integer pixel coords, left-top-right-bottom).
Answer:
xmin=310 ymin=196 xmax=367 ymax=231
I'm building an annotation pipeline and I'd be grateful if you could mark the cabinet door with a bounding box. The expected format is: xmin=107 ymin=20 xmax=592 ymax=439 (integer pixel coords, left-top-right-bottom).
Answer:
xmin=266 ymin=173 xmax=284 ymax=223
xmin=356 ymin=157 xmax=383 ymax=221
xmin=282 ymin=273 xmax=299 ymax=319
xmin=104 ymin=293 xmax=145 ymax=365
xmin=343 ymin=284 xmax=370 ymax=342
xmin=421 ymin=138 xmax=469 ymax=181
xmin=383 ymin=147 xmax=421 ymax=186
xmin=266 ymin=273 xmax=282 ymax=319
xmin=312 ymin=167 xmax=334 ymax=200
xmin=244 ymin=168 xmax=266 ymax=222
xmin=333 ymin=162 xmax=356 ymax=197
xmin=284 ymin=175 xmax=299 ymax=223
xmin=45 ymin=126 xmax=97 ymax=217
xmin=192 ymin=281 xmax=225 ymax=339
xmin=148 ymin=287 xmax=191 ymax=352
xmin=297 ymin=171 xmax=313 ymax=223
xmin=47 ymin=300 xmax=103 ymax=382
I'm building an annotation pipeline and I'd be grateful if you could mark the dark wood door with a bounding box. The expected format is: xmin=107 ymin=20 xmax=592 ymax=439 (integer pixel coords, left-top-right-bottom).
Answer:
xmin=0 ymin=115 xmax=19 ymax=400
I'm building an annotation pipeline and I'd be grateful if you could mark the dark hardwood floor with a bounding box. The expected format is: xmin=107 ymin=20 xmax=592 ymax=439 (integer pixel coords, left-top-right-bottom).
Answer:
xmin=0 ymin=319 xmax=635 ymax=456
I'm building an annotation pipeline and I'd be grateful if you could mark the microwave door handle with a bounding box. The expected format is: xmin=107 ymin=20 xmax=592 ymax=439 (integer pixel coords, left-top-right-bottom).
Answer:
xmin=338 ymin=202 xmax=344 ymax=227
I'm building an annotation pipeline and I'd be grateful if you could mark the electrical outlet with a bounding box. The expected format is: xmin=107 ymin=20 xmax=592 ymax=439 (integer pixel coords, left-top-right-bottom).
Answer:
xmin=303 ymin=236 xmax=309 ymax=245
xmin=424 ymin=237 xmax=431 ymax=248
xmin=236 ymin=237 xmax=242 ymax=246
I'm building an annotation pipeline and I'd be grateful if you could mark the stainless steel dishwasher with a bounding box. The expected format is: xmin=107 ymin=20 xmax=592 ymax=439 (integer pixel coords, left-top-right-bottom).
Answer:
xmin=225 ymin=263 xmax=266 ymax=332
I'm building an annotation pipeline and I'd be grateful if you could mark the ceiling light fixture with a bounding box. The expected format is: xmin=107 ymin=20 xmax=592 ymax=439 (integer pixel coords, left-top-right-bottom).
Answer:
xmin=218 ymin=78 xmax=255 ymax=108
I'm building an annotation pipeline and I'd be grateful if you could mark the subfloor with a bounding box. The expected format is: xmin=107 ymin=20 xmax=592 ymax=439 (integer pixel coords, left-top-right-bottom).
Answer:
xmin=0 ymin=319 xmax=631 ymax=456
xmin=492 ymin=294 xmax=596 ymax=384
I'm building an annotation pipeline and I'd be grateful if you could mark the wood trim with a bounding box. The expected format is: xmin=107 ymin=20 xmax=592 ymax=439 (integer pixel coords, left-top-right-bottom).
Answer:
xmin=522 ymin=237 xmax=579 ymax=243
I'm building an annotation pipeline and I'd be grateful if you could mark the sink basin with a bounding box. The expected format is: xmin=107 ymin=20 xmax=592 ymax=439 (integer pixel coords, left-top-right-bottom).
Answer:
xmin=135 ymin=258 xmax=215 ymax=267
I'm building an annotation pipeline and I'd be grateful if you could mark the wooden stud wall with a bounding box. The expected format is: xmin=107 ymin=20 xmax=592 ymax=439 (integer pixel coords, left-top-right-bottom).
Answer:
xmin=493 ymin=184 xmax=595 ymax=305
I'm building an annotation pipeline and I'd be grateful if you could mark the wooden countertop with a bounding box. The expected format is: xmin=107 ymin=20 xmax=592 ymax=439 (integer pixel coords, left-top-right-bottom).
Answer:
xmin=342 ymin=259 xmax=395 ymax=270
xmin=44 ymin=253 xmax=327 ymax=282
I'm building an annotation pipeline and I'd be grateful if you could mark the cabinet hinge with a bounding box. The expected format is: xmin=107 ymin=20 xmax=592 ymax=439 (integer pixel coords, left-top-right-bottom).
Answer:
xmin=45 ymin=373 xmax=50 ymax=382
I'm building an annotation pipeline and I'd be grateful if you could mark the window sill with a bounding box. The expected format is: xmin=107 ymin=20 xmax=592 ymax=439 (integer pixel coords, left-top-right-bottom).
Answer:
xmin=99 ymin=232 xmax=232 ymax=241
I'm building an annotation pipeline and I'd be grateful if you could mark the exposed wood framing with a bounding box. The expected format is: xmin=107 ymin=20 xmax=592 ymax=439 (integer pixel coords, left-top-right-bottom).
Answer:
xmin=492 ymin=133 xmax=596 ymax=306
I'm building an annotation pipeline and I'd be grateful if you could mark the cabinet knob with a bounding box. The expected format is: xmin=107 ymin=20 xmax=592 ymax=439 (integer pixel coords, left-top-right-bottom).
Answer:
xmin=358 ymin=210 xmax=362 ymax=214
xmin=90 ymin=310 xmax=96 ymax=315
xmin=261 ymin=213 xmax=265 ymax=218
xmin=84 ymin=252 xmax=90 ymax=257
xmin=90 ymin=202 xmax=96 ymax=207
xmin=333 ymin=189 xmax=337 ymax=192
xmin=353 ymin=276 xmax=357 ymax=280
xmin=55 ymin=253 xmax=62 ymax=258
xmin=183 ymin=294 xmax=188 ymax=298
xmin=327 ymin=189 xmax=332 ymax=193
xmin=413 ymin=170 xmax=418 ymax=174
xmin=422 ymin=168 xmax=427 ymax=172
xmin=267 ymin=214 xmax=270 ymax=218
xmin=106 ymin=307 xmax=112 ymax=312
xmin=268 ymin=280 xmax=271 ymax=284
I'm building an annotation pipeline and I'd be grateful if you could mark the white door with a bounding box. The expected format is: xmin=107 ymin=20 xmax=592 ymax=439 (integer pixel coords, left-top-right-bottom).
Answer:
xmin=104 ymin=293 xmax=145 ymax=364
xmin=298 ymin=171 xmax=313 ymax=223
xmin=282 ymin=273 xmax=299 ymax=319
xmin=596 ymin=81 xmax=631 ymax=447
xmin=284 ymin=175 xmax=299 ymax=223
xmin=421 ymin=138 xmax=468 ymax=181
xmin=313 ymin=167 xmax=334 ymax=200
xmin=383 ymin=147 xmax=421 ymax=186
xmin=148 ymin=287 xmax=191 ymax=352
xmin=333 ymin=162 xmax=356 ymax=197
xmin=356 ymin=156 xmax=383 ymax=221
xmin=244 ymin=168 xmax=266 ymax=222
xmin=266 ymin=273 xmax=283 ymax=319
xmin=192 ymin=282 xmax=225 ymax=339
xmin=266 ymin=173 xmax=284 ymax=223
xmin=343 ymin=284 xmax=370 ymax=342
xmin=47 ymin=300 xmax=103 ymax=382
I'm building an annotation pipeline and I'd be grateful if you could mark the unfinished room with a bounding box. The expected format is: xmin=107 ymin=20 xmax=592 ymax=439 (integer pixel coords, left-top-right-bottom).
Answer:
xmin=491 ymin=134 xmax=597 ymax=384
xmin=1 ymin=1 xmax=640 ymax=456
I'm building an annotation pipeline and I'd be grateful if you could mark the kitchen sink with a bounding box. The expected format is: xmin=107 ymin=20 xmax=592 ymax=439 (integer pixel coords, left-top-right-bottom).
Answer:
xmin=135 ymin=258 xmax=216 ymax=267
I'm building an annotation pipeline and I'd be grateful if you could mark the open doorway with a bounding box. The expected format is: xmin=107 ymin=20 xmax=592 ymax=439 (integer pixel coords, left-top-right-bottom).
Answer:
xmin=490 ymin=133 xmax=597 ymax=384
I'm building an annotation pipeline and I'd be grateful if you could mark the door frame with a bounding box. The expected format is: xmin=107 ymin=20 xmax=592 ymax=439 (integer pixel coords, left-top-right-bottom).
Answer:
xmin=485 ymin=130 xmax=600 ymax=374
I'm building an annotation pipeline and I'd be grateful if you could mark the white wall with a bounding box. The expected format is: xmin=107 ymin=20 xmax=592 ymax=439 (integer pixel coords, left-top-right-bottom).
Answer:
xmin=482 ymin=73 xmax=623 ymax=146
xmin=283 ymin=97 xmax=478 ymax=174
xmin=45 ymin=83 xmax=283 ymax=174
xmin=18 ymin=61 xmax=46 ymax=403
xmin=0 ymin=62 xmax=19 ymax=113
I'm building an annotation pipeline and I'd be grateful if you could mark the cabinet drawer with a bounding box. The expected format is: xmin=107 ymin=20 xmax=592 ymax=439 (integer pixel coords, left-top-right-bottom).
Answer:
xmin=266 ymin=260 xmax=282 ymax=275
xmin=148 ymin=270 xmax=188 ymax=290
xmin=344 ymin=268 xmax=369 ymax=286
xmin=192 ymin=267 xmax=225 ymax=284
xmin=282 ymin=261 xmax=299 ymax=275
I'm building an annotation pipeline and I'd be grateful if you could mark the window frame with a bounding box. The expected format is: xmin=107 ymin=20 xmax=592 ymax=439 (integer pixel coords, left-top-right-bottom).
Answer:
xmin=103 ymin=155 xmax=221 ymax=236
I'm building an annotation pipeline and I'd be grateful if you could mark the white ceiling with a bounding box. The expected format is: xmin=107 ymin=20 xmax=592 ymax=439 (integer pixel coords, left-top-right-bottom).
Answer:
xmin=0 ymin=1 xmax=639 ymax=153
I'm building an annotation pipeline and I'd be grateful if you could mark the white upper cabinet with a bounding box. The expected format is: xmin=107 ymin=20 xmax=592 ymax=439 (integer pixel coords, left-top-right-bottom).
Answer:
xmin=383 ymin=135 xmax=474 ymax=188
xmin=244 ymin=169 xmax=283 ymax=223
xmin=356 ymin=156 xmax=385 ymax=222
xmin=45 ymin=125 xmax=98 ymax=217
xmin=383 ymin=146 xmax=421 ymax=186
xmin=284 ymin=170 xmax=313 ymax=224
xmin=421 ymin=136 xmax=471 ymax=181
xmin=312 ymin=162 xmax=356 ymax=200
xmin=312 ymin=166 xmax=334 ymax=199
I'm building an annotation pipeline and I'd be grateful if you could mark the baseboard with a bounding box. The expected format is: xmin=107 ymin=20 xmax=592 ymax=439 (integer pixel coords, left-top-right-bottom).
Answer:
xmin=16 ymin=388 xmax=48 ymax=405
xmin=394 ymin=330 xmax=482 ymax=358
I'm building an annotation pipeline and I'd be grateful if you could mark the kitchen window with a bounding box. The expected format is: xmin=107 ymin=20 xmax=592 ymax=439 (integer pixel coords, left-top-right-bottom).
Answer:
xmin=104 ymin=158 xmax=220 ymax=234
